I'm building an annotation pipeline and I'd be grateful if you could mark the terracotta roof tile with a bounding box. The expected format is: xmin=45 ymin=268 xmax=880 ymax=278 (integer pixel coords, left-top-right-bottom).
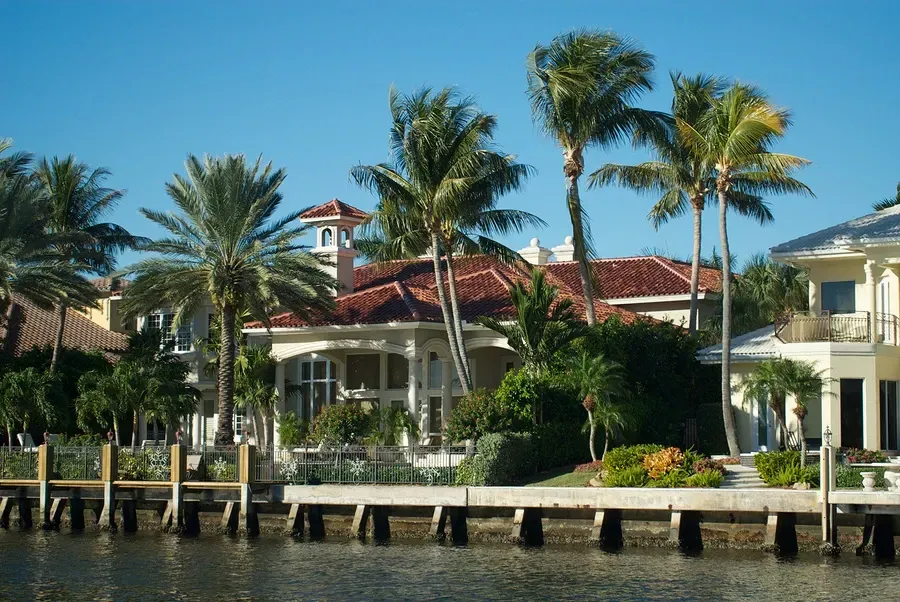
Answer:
xmin=299 ymin=199 xmax=369 ymax=220
xmin=1 ymin=295 xmax=128 ymax=358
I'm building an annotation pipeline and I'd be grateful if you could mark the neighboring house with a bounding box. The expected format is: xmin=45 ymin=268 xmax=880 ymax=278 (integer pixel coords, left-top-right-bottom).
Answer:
xmin=239 ymin=200 xmax=722 ymax=447
xmin=699 ymin=204 xmax=900 ymax=453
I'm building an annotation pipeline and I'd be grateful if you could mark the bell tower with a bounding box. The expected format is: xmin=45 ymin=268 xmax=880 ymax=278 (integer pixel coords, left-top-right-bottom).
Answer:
xmin=299 ymin=199 xmax=369 ymax=296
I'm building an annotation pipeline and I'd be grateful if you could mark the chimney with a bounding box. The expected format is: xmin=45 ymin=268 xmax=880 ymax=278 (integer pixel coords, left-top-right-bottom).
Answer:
xmin=300 ymin=199 xmax=368 ymax=296
xmin=551 ymin=236 xmax=575 ymax=262
xmin=518 ymin=238 xmax=552 ymax=266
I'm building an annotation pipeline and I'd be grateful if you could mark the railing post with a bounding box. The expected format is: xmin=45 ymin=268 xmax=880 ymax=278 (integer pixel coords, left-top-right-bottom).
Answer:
xmin=38 ymin=444 xmax=53 ymax=529
xmin=98 ymin=444 xmax=117 ymax=531
xmin=238 ymin=444 xmax=258 ymax=536
xmin=170 ymin=444 xmax=186 ymax=483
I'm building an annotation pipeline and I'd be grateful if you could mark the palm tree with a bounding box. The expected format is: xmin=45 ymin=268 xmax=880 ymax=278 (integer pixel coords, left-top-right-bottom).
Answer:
xmin=679 ymin=83 xmax=813 ymax=457
xmin=590 ymin=73 xmax=724 ymax=333
xmin=873 ymin=182 xmax=900 ymax=211
xmin=527 ymin=30 xmax=664 ymax=326
xmin=352 ymin=87 xmax=538 ymax=394
xmin=234 ymin=345 xmax=281 ymax=448
xmin=121 ymin=154 xmax=339 ymax=445
xmin=0 ymin=368 xmax=64 ymax=447
xmin=77 ymin=362 xmax=146 ymax=447
xmin=34 ymin=156 xmax=143 ymax=373
xmin=739 ymin=358 xmax=794 ymax=450
xmin=568 ymin=351 xmax=628 ymax=461
xmin=786 ymin=360 xmax=829 ymax=469
xmin=475 ymin=268 xmax=589 ymax=377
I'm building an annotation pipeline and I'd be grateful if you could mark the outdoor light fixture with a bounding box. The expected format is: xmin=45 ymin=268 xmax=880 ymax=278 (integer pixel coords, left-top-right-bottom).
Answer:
xmin=823 ymin=426 xmax=833 ymax=447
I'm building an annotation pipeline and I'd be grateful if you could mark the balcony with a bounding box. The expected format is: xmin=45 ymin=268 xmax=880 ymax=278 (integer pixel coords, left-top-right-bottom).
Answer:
xmin=774 ymin=311 xmax=899 ymax=344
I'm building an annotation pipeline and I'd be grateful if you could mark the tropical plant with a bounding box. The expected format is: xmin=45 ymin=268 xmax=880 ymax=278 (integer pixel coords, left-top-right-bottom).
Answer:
xmin=276 ymin=411 xmax=309 ymax=447
xmin=527 ymin=30 xmax=664 ymax=326
xmin=738 ymin=358 xmax=796 ymax=450
xmin=872 ymin=182 xmax=900 ymax=211
xmin=0 ymin=367 xmax=65 ymax=446
xmin=678 ymin=83 xmax=813 ymax=457
xmin=784 ymin=360 xmax=830 ymax=468
xmin=567 ymin=351 xmax=628 ymax=461
xmin=444 ymin=387 xmax=532 ymax=443
xmin=591 ymin=73 xmax=724 ymax=333
xmin=34 ymin=156 xmax=142 ymax=373
xmin=367 ymin=406 xmax=421 ymax=446
xmin=476 ymin=268 xmax=589 ymax=377
xmin=120 ymin=154 xmax=339 ymax=445
xmin=352 ymin=87 xmax=539 ymax=394
xmin=234 ymin=345 xmax=284 ymax=448
xmin=310 ymin=403 xmax=373 ymax=446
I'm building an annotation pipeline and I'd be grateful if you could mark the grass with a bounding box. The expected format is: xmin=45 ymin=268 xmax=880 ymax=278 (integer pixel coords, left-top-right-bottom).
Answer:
xmin=521 ymin=466 xmax=596 ymax=487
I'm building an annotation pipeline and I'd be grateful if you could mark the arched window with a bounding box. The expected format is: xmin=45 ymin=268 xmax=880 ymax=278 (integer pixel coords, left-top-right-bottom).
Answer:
xmin=321 ymin=228 xmax=333 ymax=247
xmin=340 ymin=228 xmax=351 ymax=248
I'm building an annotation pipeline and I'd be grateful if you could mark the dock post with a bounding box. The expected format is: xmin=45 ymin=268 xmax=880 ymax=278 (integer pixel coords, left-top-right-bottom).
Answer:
xmin=286 ymin=503 xmax=304 ymax=537
xmin=221 ymin=501 xmax=239 ymax=534
xmin=0 ymin=497 xmax=12 ymax=529
xmin=38 ymin=443 xmax=54 ymax=530
xmin=97 ymin=444 xmax=118 ymax=532
xmin=168 ymin=442 xmax=187 ymax=533
xmin=589 ymin=509 xmax=623 ymax=549
xmin=820 ymin=443 xmax=839 ymax=554
xmin=351 ymin=504 xmax=370 ymax=539
xmin=308 ymin=504 xmax=325 ymax=539
xmin=872 ymin=515 xmax=896 ymax=559
xmin=17 ymin=488 xmax=32 ymax=530
xmin=49 ymin=498 xmax=66 ymax=530
xmin=429 ymin=506 xmax=448 ymax=541
xmin=511 ymin=508 xmax=543 ymax=545
xmin=668 ymin=511 xmax=682 ymax=546
xmin=238 ymin=444 xmax=259 ymax=536
xmin=449 ymin=507 xmax=468 ymax=545
xmin=669 ymin=510 xmax=702 ymax=551
xmin=765 ymin=512 xmax=798 ymax=555
xmin=372 ymin=506 xmax=390 ymax=541
xmin=184 ymin=501 xmax=201 ymax=535
xmin=122 ymin=498 xmax=138 ymax=533
xmin=69 ymin=493 xmax=84 ymax=531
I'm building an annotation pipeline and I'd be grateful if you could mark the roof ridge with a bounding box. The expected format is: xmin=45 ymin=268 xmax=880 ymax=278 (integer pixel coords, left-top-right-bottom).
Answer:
xmin=393 ymin=281 xmax=422 ymax=321
xmin=490 ymin=268 xmax=514 ymax=290
xmin=651 ymin=256 xmax=694 ymax=285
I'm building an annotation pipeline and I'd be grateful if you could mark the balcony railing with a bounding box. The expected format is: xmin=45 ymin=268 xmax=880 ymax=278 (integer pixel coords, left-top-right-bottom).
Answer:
xmin=774 ymin=311 xmax=900 ymax=344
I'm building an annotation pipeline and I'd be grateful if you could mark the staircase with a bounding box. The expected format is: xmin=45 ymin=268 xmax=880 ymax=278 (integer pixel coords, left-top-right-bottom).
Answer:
xmin=721 ymin=465 xmax=767 ymax=489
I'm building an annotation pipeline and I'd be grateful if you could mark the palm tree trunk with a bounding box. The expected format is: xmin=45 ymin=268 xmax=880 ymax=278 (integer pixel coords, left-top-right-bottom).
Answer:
xmin=6 ymin=424 xmax=12 ymax=449
xmin=586 ymin=407 xmax=597 ymax=462
xmin=49 ymin=302 xmax=68 ymax=374
xmin=603 ymin=427 xmax=611 ymax=460
xmin=113 ymin=416 xmax=121 ymax=447
xmin=215 ymin=302 xmax=237 ymax=445
xmin=430 ymin=234 xmax=471 ymax=396
xmin=718 ymin=190 xmax=741 ymax=457
xmin=798 ymin=419 xmax=808 ymax=469
xmin=131 ymin=412 xmax=138 ymax=450
xmin=564 ymin=148 xmax=596 ymax=327
xmin=444 ymin=251 xmax=473 ymax=389
xmin=688 ymin=199 xmax=703 ymax=333
xmin=250 ymin=408 xmax=261 ymax=447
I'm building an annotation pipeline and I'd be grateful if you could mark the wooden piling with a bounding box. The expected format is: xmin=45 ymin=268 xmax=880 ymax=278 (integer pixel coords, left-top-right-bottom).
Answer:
xmin=589 ymin=509 xmax=623 ymax=549
xmin=17 ymin=492 xmax=33 ymax=530
xmin=449 ymin=507 xmax=468 ymax=545
xmin=69 ymin=496 xmax=85 ymax=531
xmin=286 ymin=503 xmax=304 ymax=537
xmin=239 ymin=483 xmax=259 ymax=536
xmin=49 ymin=498 xmax=66 ymax=530
xmin=38 ymin=444 xmax=53 ymax=530
xmin=221 ymin=501 xmax=239 ymax=534
xmin=765 ymin=512 xmax=797 ymax=555
xmin=308 ymin=504 xmax=325 ymax=539
xmin=511 ymin=508 xmax=543 ymax=545
xmin=97 ymin=445 xmax=118 ymax=532
xmin=872 ymin=515 xmax=895 ymax=559
xmin=184 ymin=501 xmax=201 ymax=536
xmin=122 ymin=499 xmax=138 ymax=533
xmin=372 ymin=506 xmax=390 ymax=541
xmin=429 ymin=506 xmax=448 ymax=541
xmin=351 ymin=504 xmax=370 ymax=539
xmin=0 ymin=497 xmax=12 ymax=529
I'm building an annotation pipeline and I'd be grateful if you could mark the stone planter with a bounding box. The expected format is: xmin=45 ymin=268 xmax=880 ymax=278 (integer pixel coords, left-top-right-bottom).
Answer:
xmin=885 ymin=470 xmax=900 ymax=492
xmin=860 ymin=471 xmax=878 ymax=492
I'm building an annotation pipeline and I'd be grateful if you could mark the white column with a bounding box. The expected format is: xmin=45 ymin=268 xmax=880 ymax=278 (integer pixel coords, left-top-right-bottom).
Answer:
xmin=808 ymin=278 xmax=818 ymax=314
xmin=865 ymin=260 xmax=877 ymax=342
xmin=191 ymin=411 xmax=201 ymax=448
xmin=272 ymin=361 xmax=286 ymax=449
xmin=406 ymin=353 xmax=418 ymax=445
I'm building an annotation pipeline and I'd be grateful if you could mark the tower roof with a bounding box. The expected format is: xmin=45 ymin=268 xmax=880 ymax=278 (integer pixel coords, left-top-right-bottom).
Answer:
xmin=299 ymin=199 xmax=369 ymax=221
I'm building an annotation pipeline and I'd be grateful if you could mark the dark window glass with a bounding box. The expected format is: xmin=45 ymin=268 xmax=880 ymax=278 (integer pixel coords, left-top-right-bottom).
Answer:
xmin=822 ymin=281 xmax=856 ymax=314
xmin=387 ymin=354 xmax=409 ymax=389
xmin=347 ymin=354 xmax=380 ymax=389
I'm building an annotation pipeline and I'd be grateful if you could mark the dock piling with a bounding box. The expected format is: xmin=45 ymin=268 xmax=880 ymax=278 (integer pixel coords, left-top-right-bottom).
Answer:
xmin=17 ymin=491 xmax=33 ymax=530
xmin=351 ymin=504 xmax=370 ymax=539
xmin=372 ymin=506 xmax=390 ymax=541
xmin=122 ymin=499 xmax=138 ymax=533
xmin=511 ymin=508 xmax=543 ymax=545
xmin=286 ymin=503 xmax=304 ymax=537
xmin=97 ymin=444 xmax=118 ymax=532
xmin=49 ymin=498 xmax=66 ymax=530
xmin=429 ymin=506 xmax=448 ymax=541
xmin=0 ymin=497 xmax=11 ymax=529
xmin=69 ymin=495 xmax=85 ymax=531
xmin=589 ymin=509 xmax=623 ymax=549
xmin=449 ymin=507 xmax=468 ymax=544
xmin=221 ymin=501 xmax=239 ymax=534
xmin=308 ymin=504 xmax=325 ymax=539
xmin=184 ymin=501 xmax=201 ymax=535
xmin=38 ymin=444 xmax=53 ymax=530
xmin=764 ymin=512 xmax=798 ymax=555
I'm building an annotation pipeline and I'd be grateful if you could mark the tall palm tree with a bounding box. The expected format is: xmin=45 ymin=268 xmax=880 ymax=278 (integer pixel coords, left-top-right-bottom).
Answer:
xmin=121 ymin=154 xmax=339 ymax=445
xmin=568 ymin=351 xmax=628 ymax=461
xmin=475 ymin=268 xmax=589 ymax=378
xmin=0 ymin=367 xmax=64 ymax=447
xmin=34 ymin=156 xmax=143 ymax=373
xmin=590 ymin=73 xmax=724 ymax=333
xmin=786 ymin=360 xmax=830 ymax=469
xmin=873 ymin=182 xmax=900 ymax=211
xmin=679 ymin=83 xmax=813 ymax=457
xmin=527 ymin=30 xmax=663 ymax=326
xmin=352 ymin=87 xmax=538 ymax=394
xmin=739 ymin=358 xmax=794 ymax=450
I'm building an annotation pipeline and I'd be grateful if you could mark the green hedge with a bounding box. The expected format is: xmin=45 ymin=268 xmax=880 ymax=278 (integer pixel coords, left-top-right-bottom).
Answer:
xmin=836 ymin=466 xmax=887 ymax=489
xmin=455 ymin=432 xmax=533 ymax=486
xmin=754 ymin=451 xmax=819 ymax=487
xmin=531 ymin=421 xmax=590 ymax=472
xmin=696 ymin=403 xmax=728 ymax=455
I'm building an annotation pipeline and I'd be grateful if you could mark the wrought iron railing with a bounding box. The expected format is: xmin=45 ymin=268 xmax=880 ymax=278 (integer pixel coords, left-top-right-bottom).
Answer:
xmin=255 ymin=445 xmax=466 ymax=485
xmin=877 ymin=312 xmax=899 ymax=344
xmin=0 ymin=448 xmax=38 ymax=479
xmin=775 ymin=311 xmax=877 ymax=343
xmin=53 ymin=447 xmax=102 ymax=480
xmin=118 ymin=446 xmax=172 ymax=481
xmin=186 ymin=446 xmax=238 ymax=482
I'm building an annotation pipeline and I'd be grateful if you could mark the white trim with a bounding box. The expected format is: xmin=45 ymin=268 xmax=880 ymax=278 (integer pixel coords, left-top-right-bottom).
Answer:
xmin=273 ymin=339 xmax=412 ymax=362
xmin=605 ymin=292 xmax=712 ymax=305
xmin=243 ymin=321 xmax=496 ymax=335
xmin=770 ymin=248 xmax=865 ymax=261
xmin=465 ymin=337 xmax=515 ymax=352
xmin=300 ymin=215 xmax=365 ymax=226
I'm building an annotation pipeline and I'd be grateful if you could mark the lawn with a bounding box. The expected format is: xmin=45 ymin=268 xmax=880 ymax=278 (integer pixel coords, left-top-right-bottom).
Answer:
xmin=522 ymin=466 xmax=596 ymax=487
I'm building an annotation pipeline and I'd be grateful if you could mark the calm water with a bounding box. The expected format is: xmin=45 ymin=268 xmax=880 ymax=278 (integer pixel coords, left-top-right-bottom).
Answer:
xmin=0 ymin=529 xmax=893 ymax=601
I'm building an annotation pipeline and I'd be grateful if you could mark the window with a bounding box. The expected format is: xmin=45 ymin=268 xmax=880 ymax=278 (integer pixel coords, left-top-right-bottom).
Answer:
xmin=347 ymin=354 xmax=380 ymax=390
xmin=234 ymin=408 xmax=246 ymax=439
xmin=821 ymin=281 xmax=856 ymax=314
xmin=148 ymin=312 xmax=192 ymax=352
xmin=881 ymin=380 xmax=899 ymax=450
xmin=321 ymin=228 xmax=333 ymax=247
xmin=428 ymin=352 xmax=442 ymax=389
xmin=387 ymin=353 xmax=409 ymax=389
xmin=840 ymin=378 xmax=864 ymax=449
xmin=340 ymin=228 xmax=350 ymax=248
xmin=297 ymin=359 xmax=337 ymax=420
xmin=390 ymin=400 xmax=405 ymax=411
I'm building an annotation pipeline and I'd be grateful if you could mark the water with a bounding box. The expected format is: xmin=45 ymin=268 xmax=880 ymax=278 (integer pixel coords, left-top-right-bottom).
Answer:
xmin=0 ymin=529 xmax=892 ymax=601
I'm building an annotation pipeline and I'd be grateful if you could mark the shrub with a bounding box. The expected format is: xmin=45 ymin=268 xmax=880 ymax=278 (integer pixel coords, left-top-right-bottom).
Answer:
xmin=693 ymin=458 xmax=726 ymax=475
xmin=602 ymin=444 xmax=664 ymax=475
xmin=455 ymin=432 xmax=535 ymax=486
xmin=574 ymin=460 xmax=603 ymax=473
xmin=836 ymin=466 xmax=886 ymax=489
xmin=696 ymin=403 xmax=729 ymax=455
xmin=681 ymin=448 xmax=703 ymax=472
xmin=531 ymin=421 xmax=589 ymax=472
xmin=642 ymin=447 xmax=685 ymax=479
xmin=277 ymin=411 xmax=309 ymax=447
xmin=686 ymin=470 xmax=724 ymax=488
xmin=721 ymin=457 xmax=741 ymax=465
xmin=754 ymin=450 xmax=800 ymax=484
xmin=444 ymin=388 xmax=531 ymax=443
xmin=495 ymin=369 xmax=581 ymax=425
xmin=455 ymin=456 xmax=479 ymax=485
xmin=604 ymin=464 xmax=649 ymax=487
xmin=842 ymin=448 xmax=887 ymax=464
xmin=647 ymin=467 xmax=689 ymax=488
xmin=56 ymin=433 xmax=104 ymax=447
xmin=311 ymin=404 xmax=373 ymax=445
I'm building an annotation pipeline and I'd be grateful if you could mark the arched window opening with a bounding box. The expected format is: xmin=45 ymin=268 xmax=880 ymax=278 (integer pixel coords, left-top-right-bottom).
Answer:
xmin=321 ymin=228 xmax=333 ymax=247
xmin=340 ymin=228 xmax=351 ymax=248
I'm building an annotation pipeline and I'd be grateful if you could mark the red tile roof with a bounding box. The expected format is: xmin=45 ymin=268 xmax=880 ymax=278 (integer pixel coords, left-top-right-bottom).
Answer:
xmin=299 ymin=199 xmax=369 ymax=220
xmin=1 ymin=295 xmax=128 ymax=359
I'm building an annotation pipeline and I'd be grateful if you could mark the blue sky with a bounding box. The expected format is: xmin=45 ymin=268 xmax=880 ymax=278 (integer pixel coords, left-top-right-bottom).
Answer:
xmin=3 ymin=1 xmax=898 ymax=268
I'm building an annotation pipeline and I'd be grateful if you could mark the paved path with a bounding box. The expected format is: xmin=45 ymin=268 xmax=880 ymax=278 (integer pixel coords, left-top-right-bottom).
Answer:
xmin=721 ymin=465 xmax=767 ymax=489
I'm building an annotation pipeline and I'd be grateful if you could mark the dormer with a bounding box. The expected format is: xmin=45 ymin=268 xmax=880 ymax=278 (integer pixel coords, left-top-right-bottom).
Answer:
xmin=300 ymin=199 xmax=369 ymax=296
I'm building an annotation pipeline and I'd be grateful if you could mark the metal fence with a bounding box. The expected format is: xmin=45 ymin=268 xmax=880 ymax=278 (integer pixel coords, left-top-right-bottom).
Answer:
xmin=186 ymin=447 xmax=238 ymax=482
xmin=118 ymin=446 xmax=172 ymax=481
xmin=255 ymin=445 xmax=467 ymax=485
xmin=0 ymin=448 xmax=38 ymax=479
xmin=53 ymin=447 xmax=102 ymax=480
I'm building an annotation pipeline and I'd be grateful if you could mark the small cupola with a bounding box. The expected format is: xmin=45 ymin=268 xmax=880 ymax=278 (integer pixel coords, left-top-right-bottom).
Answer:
xmin=518 ymin=238 xmax=553 ymax=265
xmin=300 ymin=199 xmax=369 ymax=296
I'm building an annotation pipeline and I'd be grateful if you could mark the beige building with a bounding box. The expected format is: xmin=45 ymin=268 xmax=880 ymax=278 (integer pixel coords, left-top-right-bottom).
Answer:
xmin=699 ymin=204 xmax=900 ymax=452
